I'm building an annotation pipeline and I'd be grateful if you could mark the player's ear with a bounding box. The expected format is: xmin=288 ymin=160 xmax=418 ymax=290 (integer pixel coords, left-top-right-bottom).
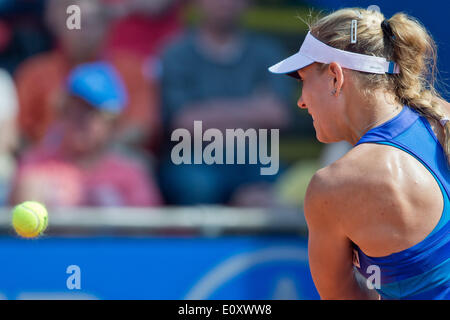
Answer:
xmin=328 ymin=62 xmax=344 ymax=96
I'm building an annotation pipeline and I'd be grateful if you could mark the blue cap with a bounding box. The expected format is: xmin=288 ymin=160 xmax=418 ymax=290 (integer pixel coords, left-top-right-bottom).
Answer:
xmin=66 ymin=61 xmax=128 ymax=114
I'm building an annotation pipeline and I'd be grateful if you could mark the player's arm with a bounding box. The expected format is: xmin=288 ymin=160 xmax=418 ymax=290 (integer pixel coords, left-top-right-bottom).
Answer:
xmin=304 ymin=169 xmax=380 ymax=300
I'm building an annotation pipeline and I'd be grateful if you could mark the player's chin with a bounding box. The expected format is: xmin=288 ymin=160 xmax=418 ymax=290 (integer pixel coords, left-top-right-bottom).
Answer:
xmin=315 ymin=130 xmax=338 ymax=144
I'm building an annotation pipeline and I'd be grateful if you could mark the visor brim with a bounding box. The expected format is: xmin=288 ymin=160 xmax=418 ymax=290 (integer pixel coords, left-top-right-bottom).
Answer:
xmin=268 ymin=52 xmax=314 ymax=79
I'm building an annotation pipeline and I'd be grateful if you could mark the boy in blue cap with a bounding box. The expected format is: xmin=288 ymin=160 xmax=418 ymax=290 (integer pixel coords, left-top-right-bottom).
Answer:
xmin=11 ymin=62 xmax=162 ymax=207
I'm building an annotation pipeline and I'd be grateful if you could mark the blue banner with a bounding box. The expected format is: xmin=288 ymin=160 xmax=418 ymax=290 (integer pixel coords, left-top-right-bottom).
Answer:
xmin=0 ymin=235 xmax=319 ymax=300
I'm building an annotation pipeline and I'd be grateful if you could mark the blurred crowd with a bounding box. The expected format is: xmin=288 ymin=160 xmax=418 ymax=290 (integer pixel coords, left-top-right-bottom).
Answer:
xmin=0 ymin=0 xmax=349 ymax=209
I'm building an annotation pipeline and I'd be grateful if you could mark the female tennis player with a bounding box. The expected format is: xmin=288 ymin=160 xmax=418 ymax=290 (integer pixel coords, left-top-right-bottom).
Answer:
xmin=269 ymin=8 xmax=449 ymax=299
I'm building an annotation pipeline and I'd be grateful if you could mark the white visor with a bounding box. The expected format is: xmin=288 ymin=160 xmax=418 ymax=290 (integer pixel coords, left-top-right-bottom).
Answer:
xmin=269 ymin=31 xmax=400 ymax=78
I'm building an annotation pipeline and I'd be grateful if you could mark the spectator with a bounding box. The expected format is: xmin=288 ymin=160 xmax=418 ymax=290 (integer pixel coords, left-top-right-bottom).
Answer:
xmin=0 ymin=68 xmax=18 ymax=204
xmin=103 ymin=0 xmax=183 ymax=60
xmin=159 ymin=0 xmax=293 ymax=205
xmin=14 ymin=0 xmax=159 ymax=151
xmin=11 ymin=62 xmax=163 ymax=207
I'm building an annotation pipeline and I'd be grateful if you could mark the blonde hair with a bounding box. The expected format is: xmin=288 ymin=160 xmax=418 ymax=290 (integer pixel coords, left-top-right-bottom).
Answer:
xmin=308 ymin=8 xmax=450 ymax=164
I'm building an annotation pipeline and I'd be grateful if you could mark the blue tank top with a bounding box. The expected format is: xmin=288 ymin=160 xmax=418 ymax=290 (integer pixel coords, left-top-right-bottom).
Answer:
xmin=352 ymin=106 xmax=450 ymax=300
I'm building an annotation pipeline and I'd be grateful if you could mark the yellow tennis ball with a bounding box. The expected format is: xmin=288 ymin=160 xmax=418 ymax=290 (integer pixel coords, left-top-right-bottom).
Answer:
xmin=12 ymin=201 xmax=48 ymax=238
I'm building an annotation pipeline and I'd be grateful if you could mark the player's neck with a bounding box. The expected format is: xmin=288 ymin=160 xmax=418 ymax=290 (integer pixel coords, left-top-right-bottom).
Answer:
xmin=345 ymin=91 xmax=403 ymax=145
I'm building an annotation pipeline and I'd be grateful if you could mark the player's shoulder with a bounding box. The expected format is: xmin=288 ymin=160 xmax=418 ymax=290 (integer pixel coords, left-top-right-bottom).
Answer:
xmin=304 ymin=143 xmax=401 ymax=222
xmin=310 ymin=143 xmax=395 ymax=190
xmin=331 ymin=142 xmax=404 ymax=182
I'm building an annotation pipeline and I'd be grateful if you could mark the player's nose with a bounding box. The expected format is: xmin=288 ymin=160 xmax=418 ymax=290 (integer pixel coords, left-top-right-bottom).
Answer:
xmin=297 ymin=96 xmax=307 ymax=109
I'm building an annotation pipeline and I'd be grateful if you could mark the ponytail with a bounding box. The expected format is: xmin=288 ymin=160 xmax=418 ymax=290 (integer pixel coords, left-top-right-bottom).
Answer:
xmin=388 ymin=13 xmax=450 ymax=165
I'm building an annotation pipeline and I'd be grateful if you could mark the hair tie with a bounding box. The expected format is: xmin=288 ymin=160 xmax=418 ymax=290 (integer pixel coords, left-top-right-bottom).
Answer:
xmin=439 ymin=117 xmax=449 ymax=127
xmin=381 ymin=20 xmax=395 ymax=40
